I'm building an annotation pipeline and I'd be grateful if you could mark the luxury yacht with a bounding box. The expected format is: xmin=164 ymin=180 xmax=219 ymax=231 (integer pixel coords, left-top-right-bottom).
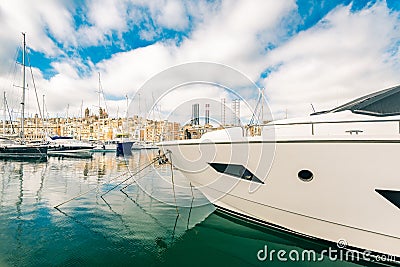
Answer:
xmin=91 ymin=138 xmax=133 ymax=155
xmin=116 ymin=141 xmax=133 ymax=156
xmin=142 ymin=142 xmax=159 ymax=150
xmin=91 ymin=140 xmax=118 ymax=152
xmin=47 ymin=136 xmax=94 ymax=158
xmin=131 ymin=141 xmax=159 ymax=150
xmin=160 ymin=85 xmax=400 ymax=261
xmin=0 ymin=137 xmax=48 ymax=160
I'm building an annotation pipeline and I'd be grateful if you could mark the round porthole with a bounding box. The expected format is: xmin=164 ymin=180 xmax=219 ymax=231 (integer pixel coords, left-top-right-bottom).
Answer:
xmin=298 ymin=169 xmax=313 ymax=182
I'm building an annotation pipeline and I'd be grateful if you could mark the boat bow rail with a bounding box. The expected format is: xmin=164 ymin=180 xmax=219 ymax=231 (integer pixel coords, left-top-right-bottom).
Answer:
xmin=253 ymin=110 xmax=400 ymax=141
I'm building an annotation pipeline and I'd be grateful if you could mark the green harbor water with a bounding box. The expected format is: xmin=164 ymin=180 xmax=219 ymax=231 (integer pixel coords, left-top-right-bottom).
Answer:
xmin=0 ymin=152 xmax=369 ymax=266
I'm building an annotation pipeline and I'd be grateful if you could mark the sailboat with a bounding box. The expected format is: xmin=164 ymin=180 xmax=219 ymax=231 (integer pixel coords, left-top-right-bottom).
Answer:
xmin=0 ymin=33 xmax=47 ymax=160
xmin=131 ymin=95 xmax=158 ymax=150
xmin=91 ymin=73 xmax=117 ymax=152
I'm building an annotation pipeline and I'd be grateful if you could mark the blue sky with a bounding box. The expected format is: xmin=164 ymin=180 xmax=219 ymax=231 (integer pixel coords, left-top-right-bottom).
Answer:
xmin=28 ymin=0 xmax=397 ymax=79
xmin=1 ymin=0 xmax=400 ymax=121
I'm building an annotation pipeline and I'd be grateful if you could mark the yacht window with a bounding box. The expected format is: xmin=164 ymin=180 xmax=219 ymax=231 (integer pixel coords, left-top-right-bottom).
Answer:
xmin=208 ymin=163 xmax=264 ymax=184
xmin=328 ymin=85 xmax=400 ymax=117
xmin=376 ymin=189 xmax=400 ymax=209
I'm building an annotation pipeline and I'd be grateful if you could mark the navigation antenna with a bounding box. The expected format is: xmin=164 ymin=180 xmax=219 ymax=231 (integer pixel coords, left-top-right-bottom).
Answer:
xmin=310 ymin=103 xmax=316 ymax=113
xmin=249 ymin=88 xmax=266 ymax=126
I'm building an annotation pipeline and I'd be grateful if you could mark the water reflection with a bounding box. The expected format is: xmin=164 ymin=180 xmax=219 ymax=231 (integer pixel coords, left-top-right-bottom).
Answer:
xmin=16 ymin=163 xmax=23 ymax=250
xmin=0 ymin=152 xmax=367 ymax=267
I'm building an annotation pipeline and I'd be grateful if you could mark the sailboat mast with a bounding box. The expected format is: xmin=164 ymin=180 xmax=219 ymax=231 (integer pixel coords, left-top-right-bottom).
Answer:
xmin=138 ymin=93 xmax=141 ymax=141
xmin=21 ymin=32 xmax=26 ymax=141
xmin=261 ymin=88 xmax=264 ymax=124
xmin=42 ymin=94 xmax=47 ymax=137
xmin=42 ymin=95 xmax=45 ymax=119
xmin=126 ymin=94 xmax=128 ymax=124
xmin=98 ymin=72 xmax=101 ymax=141
xmin=3 ymin=92 xmax=6 ymax=135
xmin=80 ymin=100 xmax=83 ymax=140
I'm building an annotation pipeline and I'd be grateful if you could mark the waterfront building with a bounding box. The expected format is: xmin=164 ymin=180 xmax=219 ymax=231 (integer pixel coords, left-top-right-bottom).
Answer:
xmin=1 ymin=113 xmax=181 ymax=142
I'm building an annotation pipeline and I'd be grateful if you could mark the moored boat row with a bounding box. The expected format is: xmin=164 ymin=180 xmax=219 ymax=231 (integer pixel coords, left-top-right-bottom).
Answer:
xmin=0 ymin=137 xmax=47 ymax=160
xmin=0 ymin=135 xmax=156 ymax=160
xmin=0 ymin=34 xmax=158 ymax=160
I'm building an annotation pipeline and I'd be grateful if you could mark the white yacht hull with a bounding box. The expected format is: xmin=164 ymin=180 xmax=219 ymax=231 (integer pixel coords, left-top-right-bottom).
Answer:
xmin=162 ymin=140 xmax=400 ymax=259
xmin=142 ymin=144 xmax=159 ymax=150
xmin=131 ymin=143 xmax=143 ymax=150
xmin=47 ymin=136 xmax=95 ymax=158
xmin=131 ymin=142 xmax=159 ymax=150
xmin=48 ymin=148 xmax=93 ymax=158
xmin=91 ymin=144 xmax=117 ymax=152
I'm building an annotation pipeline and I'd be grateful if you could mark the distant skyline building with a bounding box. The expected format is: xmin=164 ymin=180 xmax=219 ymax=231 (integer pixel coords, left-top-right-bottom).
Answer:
xmin=205 ymin=103 xmax=210 ymax=125
xmin=192 ymin=103 xmax=199 ymax=125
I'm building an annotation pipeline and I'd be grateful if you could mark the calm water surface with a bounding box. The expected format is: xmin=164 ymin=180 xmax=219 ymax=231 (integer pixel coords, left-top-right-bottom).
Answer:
xmin=0 ymin=152 xmax=366 ymax=266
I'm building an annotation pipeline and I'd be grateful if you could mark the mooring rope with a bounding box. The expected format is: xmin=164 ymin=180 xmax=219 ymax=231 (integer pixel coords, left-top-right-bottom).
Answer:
xmin=120 ymin=161 xmax=156 ymax=191
xmin=54 ymin=170 xmax=130 ymax=209
xmin=101 ymin=151 xmax=171 ymax=198
xmin=185 ymin=181 xmax=195 ymax=229
xmin=168 ymin=151 xmax=180 ymax=216
xmin=120 ymin=150 xmax=172 ymax=192
xmin=54 ymin=151 xmax=172 ymax=210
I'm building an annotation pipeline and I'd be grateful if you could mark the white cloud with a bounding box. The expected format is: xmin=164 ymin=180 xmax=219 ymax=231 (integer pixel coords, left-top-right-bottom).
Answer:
xmin=38 ymin=1 xmax=77 ymax=48
xmin=177 ymin=0 xmax=296 ymax=79
xmin=87 ymin=0 xmax=128 ymax=31
xmin=0 ymin=1 xmax=63 ymax=71
xmin=154 ymin=0 xmax=189 ymax=30
xmin=2 ymin=0 xmax=400 ymax=126
xmin=263 ymin=2 xmax=400 ymax=119
xmin=76 ymin=0 xmax=131 ymax=47
xmin=96 ymin=43 xmax=176 ymax=97
xmin=88 ymin=0 xmax=296 ymax=122
xmin=132 ymin=0 xmax=192 ymax=31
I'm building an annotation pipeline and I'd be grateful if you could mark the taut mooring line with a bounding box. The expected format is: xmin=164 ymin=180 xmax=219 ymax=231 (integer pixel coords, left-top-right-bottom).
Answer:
xmin=54 ymin=151 xmax=171 ymax=210
xmin=101 ymin=151 xmax=171 ymax=198
xmin=168 ymin=151 xmax=180 ymax=216
xmin=187 ymin=182 xmax=194 ymax=230
xmin=120 ymin=162 xmax=156 ymax=191
xmin=54 ymin=170 xmax=129 ymax=209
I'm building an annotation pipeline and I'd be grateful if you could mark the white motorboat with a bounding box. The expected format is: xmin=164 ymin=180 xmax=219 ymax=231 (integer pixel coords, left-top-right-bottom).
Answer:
xmin=131 ymin=141 xmax=158 ymax=150
xmin=160 ymin=85 xmax=400 ymax=261
xmin=48 ymin=136 xmax=94 ymax=158
xmin=113 ymin=133 xmax=134 ymax=156
xmin=142 ymin=142 xmax=159 ymax=150
xmin=91 ymin=140 xmax=118 ymax=152
xmin=131 ymin=141 xmax=143 ymax=150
